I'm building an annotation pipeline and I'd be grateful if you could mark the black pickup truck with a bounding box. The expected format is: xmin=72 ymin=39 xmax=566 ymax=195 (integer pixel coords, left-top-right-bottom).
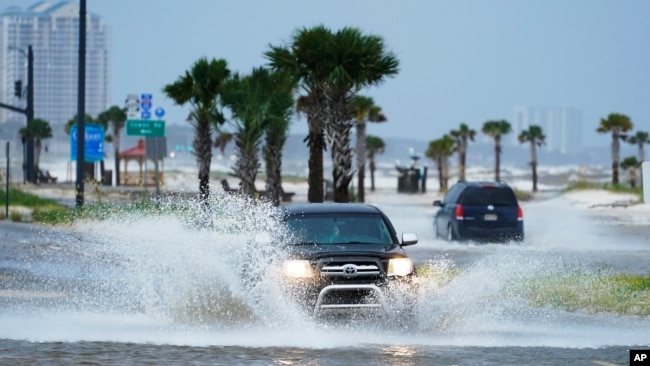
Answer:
xmin=275 ymin=203 xmax=419 ymax=316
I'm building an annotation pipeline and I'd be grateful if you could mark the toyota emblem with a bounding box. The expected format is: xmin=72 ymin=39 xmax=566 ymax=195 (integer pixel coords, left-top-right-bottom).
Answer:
xmin=342 ymin=264 xmax=358 ymax=276
xmin=487 ymin=205 xmax=494 ymax=211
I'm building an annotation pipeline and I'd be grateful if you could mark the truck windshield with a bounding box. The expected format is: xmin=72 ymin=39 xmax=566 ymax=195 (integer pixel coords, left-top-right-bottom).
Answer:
xmin=285 ymin=214 xmax=393 ymax=245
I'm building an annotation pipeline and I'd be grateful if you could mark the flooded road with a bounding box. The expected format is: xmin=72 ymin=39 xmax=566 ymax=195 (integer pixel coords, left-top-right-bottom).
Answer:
xmin=0 ymin=192 xmax=648 ymax=365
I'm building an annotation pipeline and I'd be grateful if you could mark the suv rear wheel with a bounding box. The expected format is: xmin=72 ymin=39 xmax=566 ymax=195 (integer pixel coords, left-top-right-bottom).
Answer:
xmin=446 ymin=224 xmax=455 ymax=242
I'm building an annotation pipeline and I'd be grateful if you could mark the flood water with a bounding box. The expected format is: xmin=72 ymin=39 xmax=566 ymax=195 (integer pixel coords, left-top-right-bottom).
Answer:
xmin=0 ymin=191 xmax=648 ymax=365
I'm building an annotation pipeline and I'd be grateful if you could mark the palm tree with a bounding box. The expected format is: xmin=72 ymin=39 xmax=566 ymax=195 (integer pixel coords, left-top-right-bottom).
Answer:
xmin=596 ymin=113 xmax=634 ymax=185
xmin=163 ymin=58 xmax=230 ymax=204
xmin=620 ymin=156 xmax=640 ymax=188
xmin=97 ymin=106 xmax=127 ymax=186
xmin=20 ymin=118 xmax=53 ymax=181
xmin=425 ymin=135 xmax=455 ymax=192
xmin=261 ymin=71 xmax=296 ymax=206
xmin=366 ymin=135 xmax=385 ymax=192
xmin=266 ymin=25 xmax=332 ymax=203
xmin=324 ymin=27 xmax=399 ymax=203
xmin=267 ymin=25 xmax=399 ymax=203
xmin=482 ymin=119 xmax=512 ymax=182
xmin=213 ymin=132 xmax=234 ymax=157
xmin=351 ymin=95 xmax=386 ymax=202
xmin=219 ymin=68 xmax=273 ymax=197
xmin=628 ymin=130 xmax=648 ymax=163
xmin=518 ymin=124 xmax=546 ymax=192
xmin=449 ymin=123 xmax=475 ymax=181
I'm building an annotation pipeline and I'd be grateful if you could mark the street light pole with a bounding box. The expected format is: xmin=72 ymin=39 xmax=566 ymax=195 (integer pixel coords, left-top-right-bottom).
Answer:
xmin=26 ymin=45 xmax=35 ymax=184
xmin=75 ymin=0 xmax=86 ymax=208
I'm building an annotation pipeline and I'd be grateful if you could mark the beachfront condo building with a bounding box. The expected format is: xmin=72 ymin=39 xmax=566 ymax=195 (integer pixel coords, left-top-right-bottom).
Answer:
xmin=513 ymin=106 xmax=582 ymax=155
xmin=0 ymin=1 xmax=110 ymax=153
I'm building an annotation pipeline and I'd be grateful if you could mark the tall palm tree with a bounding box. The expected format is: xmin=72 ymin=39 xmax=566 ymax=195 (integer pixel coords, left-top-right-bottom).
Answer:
xmin=366 ymin=134 xmax=385 ymax=192
xmin=628 ymin=130 xmax=648 ymax=163
xmin=266 ymin=25 xmax=332 ymax=203
xmin=163 ymin=58 xmax=230 ymax=204
xmin=324 ymin=27 xmax=399 ymax=202
xmin=518 ymin=124 xmax=546 ymax=192
xmin=261 ymin=71 xmax=296 ymax=206
xmin=19 ymin=118 xmax=52 ymax=180
xmin=449 ymin=123 xmax=475 ymax=181
xmin=351 ymin=95 xmax=386 ymax=202
xmin=596 ymin=113 xmax=634 ymax=185
xmin=219 ymin=68 xmax=272 ymax=197
xmin=425 ymin=135 xmax=455 ymax=192
xmin=267 ymin=25 xmax=399 ymax=203
xmin=482 ymin=119 xmax=512 ymax=182
xmin=97 ymin=106 xmax=127 ymax=186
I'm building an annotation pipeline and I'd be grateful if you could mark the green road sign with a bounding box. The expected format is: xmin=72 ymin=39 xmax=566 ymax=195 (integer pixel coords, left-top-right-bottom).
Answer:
xmin=126 ymin=119 xmax=165 ymax=137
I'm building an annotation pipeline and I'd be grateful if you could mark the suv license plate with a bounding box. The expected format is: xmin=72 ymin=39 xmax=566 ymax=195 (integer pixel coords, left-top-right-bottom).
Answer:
xmin=484 ymin=214 xmax=497 ymax=221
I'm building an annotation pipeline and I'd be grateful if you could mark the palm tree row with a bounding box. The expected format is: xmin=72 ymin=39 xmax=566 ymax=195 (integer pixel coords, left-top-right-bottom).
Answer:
xmin=158 ymin=25 xmax=400 ymax=206
xmin=596 ymin=113 xmax=648 ymax=186
xmin=426 ymin=119 xmax=547 ymax=193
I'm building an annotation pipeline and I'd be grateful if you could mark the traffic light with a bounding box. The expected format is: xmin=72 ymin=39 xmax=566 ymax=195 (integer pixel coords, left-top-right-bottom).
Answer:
xmin=14 ymin=80 xmax=22 ymax=98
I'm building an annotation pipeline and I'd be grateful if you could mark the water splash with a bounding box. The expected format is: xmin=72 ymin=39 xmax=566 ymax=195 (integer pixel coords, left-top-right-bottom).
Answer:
xmin=1 ymin=192 xmax=649 ymax=348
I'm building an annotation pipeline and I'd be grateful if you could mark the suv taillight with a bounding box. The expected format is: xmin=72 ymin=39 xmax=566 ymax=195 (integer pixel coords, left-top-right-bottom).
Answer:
xmin=455 ymin=205 xmax=464 ymax=220
xmin=517 ymin=206 xmax=523 ymax=221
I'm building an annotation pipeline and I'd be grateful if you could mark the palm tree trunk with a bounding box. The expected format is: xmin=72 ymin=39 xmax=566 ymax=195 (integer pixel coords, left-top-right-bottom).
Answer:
xmin=264 ymin=135 xmax=284 ymax=206
xmin=459 ymin=140 xmax=466 ymax=181
xmin=194 ymin=118 xmax=213 ymax=205
xmin=235 ymin=135 xmax=260 ymax=197
xmin=369 ymin=157 xmax=376 ymax=191
xmin=436 ymin=158 xmax=444 ymax=191
xmin=34 ymin=139 xmax=42 ymax=181
xmin=530 ymin=141 xmax=538 ymax=192
xmin=612 ymin=132 xmax=620 ymax=185
xmin=356 ymin=123 xmax=367 ymax=202
xmin=307 ymin=128 xmax=325 ymax=203
xmin=327 ymin=97 xmax=354 ymax=203
xmin=495 ymin=137 xmax=502 ymax=182
xmin=114 ymin=129 xmax=121 ymax=186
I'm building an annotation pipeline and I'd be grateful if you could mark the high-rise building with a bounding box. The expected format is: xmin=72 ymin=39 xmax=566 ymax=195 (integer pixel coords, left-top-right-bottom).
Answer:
xmin=513 ymin=106 xmax=582 ymax=155
xmin=0 ymin=1 xmax=111 ymax=149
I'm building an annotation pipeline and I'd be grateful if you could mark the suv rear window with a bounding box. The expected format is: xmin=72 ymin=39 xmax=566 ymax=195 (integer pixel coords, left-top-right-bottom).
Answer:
xmin=460 ymin=186 xmax=518 ymax=206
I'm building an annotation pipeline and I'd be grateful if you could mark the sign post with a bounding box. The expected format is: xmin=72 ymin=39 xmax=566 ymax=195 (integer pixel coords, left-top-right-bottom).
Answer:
xmin=643 ymin=161 xmax=649 ymax=204
xmin=5 ymin=142 xmax=9 ymax=220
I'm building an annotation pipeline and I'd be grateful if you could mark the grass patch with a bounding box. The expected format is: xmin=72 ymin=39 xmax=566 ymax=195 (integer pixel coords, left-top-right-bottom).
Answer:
xmin=0 ymin=187 xmax=61 ymax=208
xmin=513 ymin=188 xmax=534 ymax=202
xmin=566 ymin=181 xmax=643 ymax=201
xmin=520 ymin=271 xmax=650 ymax=316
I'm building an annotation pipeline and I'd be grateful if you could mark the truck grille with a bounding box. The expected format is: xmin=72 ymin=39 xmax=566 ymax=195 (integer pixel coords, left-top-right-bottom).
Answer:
xmin=317 ymin=257 xmax=385 ymax=280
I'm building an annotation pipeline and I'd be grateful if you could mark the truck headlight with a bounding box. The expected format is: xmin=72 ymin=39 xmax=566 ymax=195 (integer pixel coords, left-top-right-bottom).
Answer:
xmin=282 ymin=259 xmax=314 ymax=278
xmin=387 ymin=258 xmax=414 ymax=277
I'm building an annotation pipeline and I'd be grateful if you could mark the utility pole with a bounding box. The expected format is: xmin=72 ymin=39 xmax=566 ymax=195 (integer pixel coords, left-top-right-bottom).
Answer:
xmin=75 ymin=0 xmax=87 ymax=208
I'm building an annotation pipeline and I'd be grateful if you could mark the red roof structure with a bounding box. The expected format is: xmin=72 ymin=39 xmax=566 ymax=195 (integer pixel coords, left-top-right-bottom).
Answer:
xmin=118 ymin=139 xmax=164 ymax=186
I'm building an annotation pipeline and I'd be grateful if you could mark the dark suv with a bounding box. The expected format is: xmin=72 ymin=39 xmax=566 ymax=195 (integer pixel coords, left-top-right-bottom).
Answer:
xmin=277 ymin=203 xmax=418 ymax=315
xmin=433 ymin=181 xmax=524 ymax=242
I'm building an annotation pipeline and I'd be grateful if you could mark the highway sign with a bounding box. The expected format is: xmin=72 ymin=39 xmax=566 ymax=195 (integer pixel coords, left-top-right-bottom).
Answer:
xmin=70 ymin=123 xmax=105 ymax=162
xmin=141 ymin=110 xmax=151 ymax=119
xmin=126 ymin=119 xmax=165 ymax=137
xmin=154 ymin=107 xmax=165 ymax=119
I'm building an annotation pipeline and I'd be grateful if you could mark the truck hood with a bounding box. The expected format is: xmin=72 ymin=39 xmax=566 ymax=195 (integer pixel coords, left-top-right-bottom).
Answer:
xmin=288 ymin=243 xmax=406 ymax=260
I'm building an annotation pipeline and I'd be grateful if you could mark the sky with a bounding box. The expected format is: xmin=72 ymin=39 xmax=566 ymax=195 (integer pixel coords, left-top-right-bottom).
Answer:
xmin=9 ymin=0 xmax=650 ymax=147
